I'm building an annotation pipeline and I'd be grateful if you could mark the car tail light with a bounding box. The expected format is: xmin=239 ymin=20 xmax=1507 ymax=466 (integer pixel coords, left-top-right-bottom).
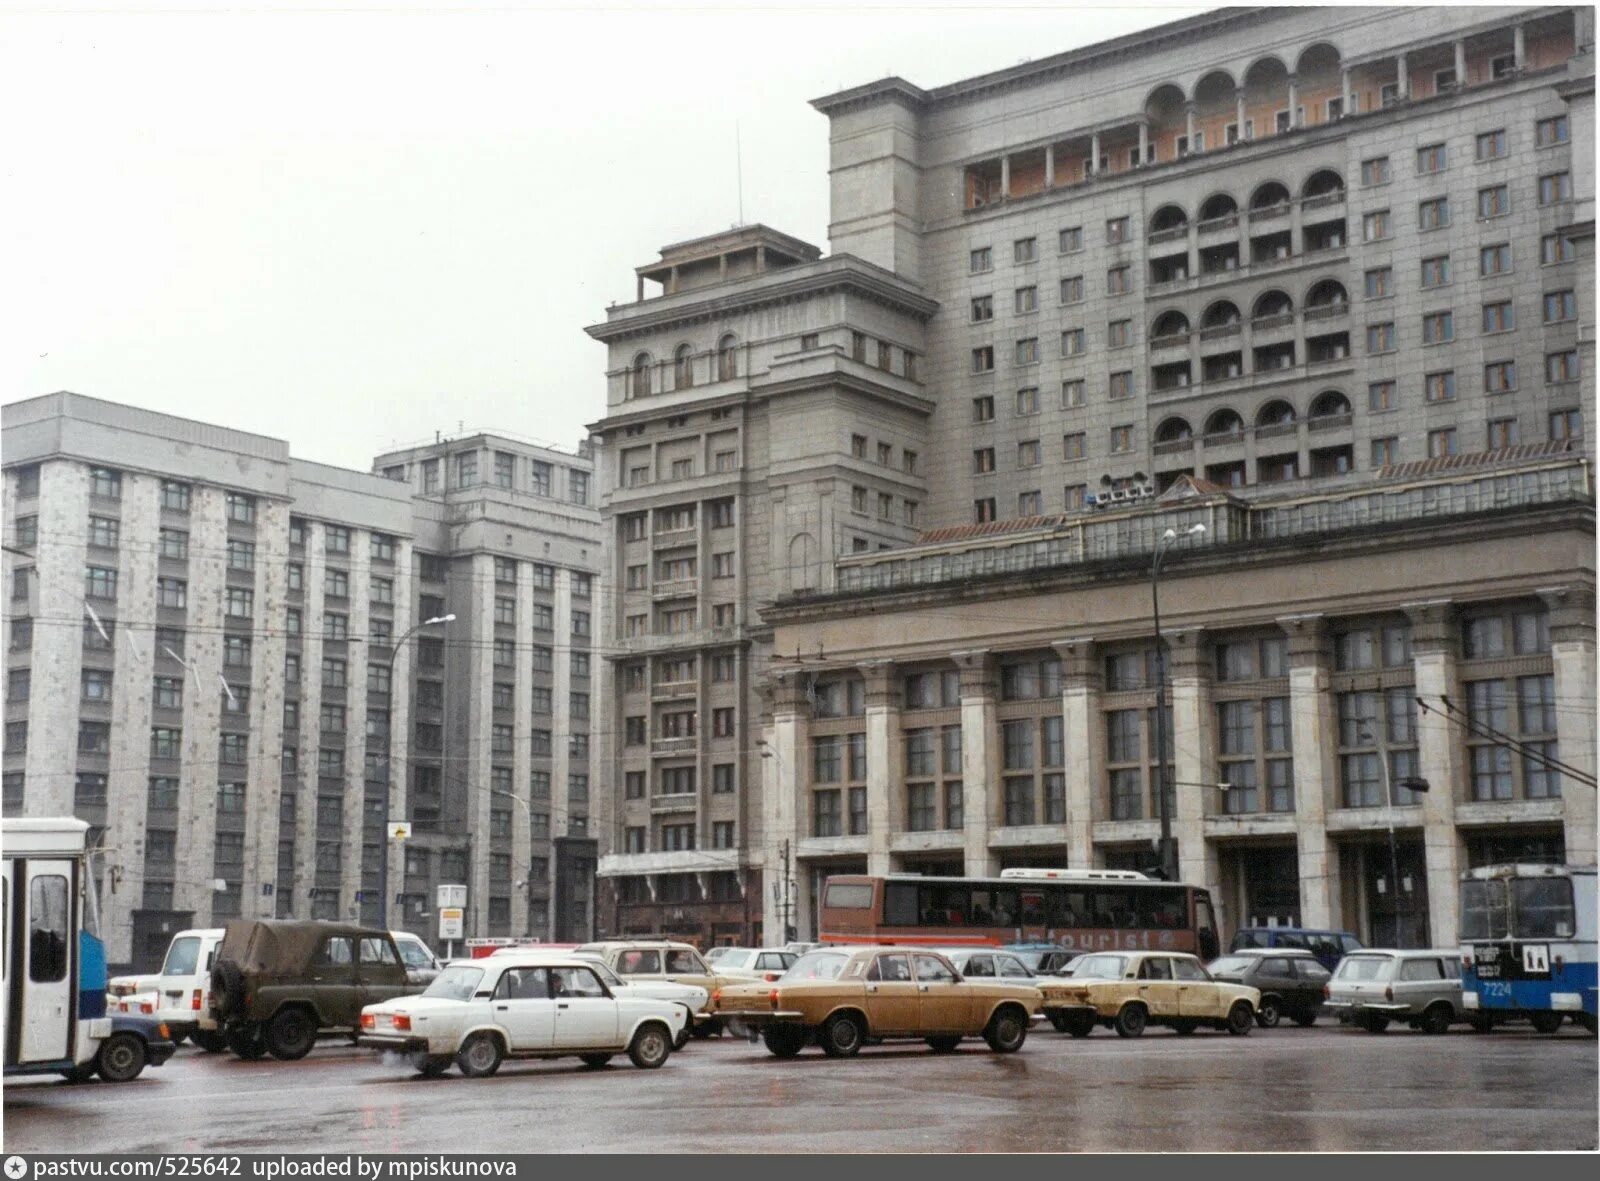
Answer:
xmin=140 ymin=1001 xmax=155 ymax=1015
xmin=763 ymin=972 xmax=780 ymax=982
xmin=360 ymin=1013 xmax=376 ymax=1030
xmin=769 ymin=988 xmax=780 ymax=1008
xmin=393 ymin=1014 xmax=412 ymax=1032
xmin=192 ymin=989 xmax=203 ymax=1012
xmin=158 ymin=1023 xmax=171 ymax=1039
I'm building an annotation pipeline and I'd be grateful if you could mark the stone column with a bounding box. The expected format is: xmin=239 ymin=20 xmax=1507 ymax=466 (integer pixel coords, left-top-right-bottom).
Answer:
xmin=1407 ymin=599 xmax=1463 ymax=947
xmin=1286 ymin=74 xmax=1300 ymax=127
xmin=1184 ymin=103 xmax=1196 ymax=152
xmin=1235 ymin=91 xmax=1247 ymax=139
xmin=1089 ymin=133 xmax=1101 ymax=176
xmin=953 ymin=649 xmax=998 ymax=877
xmin=1396 ymin=53 xmax=1409 ymax=99
xmin=1513 ymin=24 xmax=1526 ymax=72
xmin=1137 ymin=123 xmax=1149 ymax=165
xmin=764 ymin=669 xmax=808 ymax=937
xmin=1453 ymin=40 xmax=1467 ymax=87
xmin=1280 ymin=614 xmax=1340 ymax=929
xmin=1541 ymin=587 xmax=1597 ymax=864
xmin=860 ymin=659 xmax=898 ymax=876
xmin=1044 ymin=144 xmax=1055 ymax=188
xmin=1053 ymin=638 xmax=1100 ymax=868
xmin=1340 ymin=68 xmax=1353 ymax=116
xmin=1168 ymin=630 xmax=1219 ymax=897
xmin=999 ymin=155 xmax=1010 ymax=199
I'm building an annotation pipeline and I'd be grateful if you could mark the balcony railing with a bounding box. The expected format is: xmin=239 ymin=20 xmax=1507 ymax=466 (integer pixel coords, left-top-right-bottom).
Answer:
xmin=651 ymin=678 xmax=697 ymax=699
xmin=1153 ymin=437 xmax=1195 ymax=455
xmin=651 ymin=736 xmax=697 ymax=755
xmin=1199 ymin=322 xmax=1242 ymax=342
xmin=1150 ymin=332 xmax=1190 ymax=350
xmin=1249 ymin=201 xmax=1291 ymax=221
xmin=1251 ymin=312 xmax=1295 ymax=332
xmin=651 ymin=579 xmax=699 ymax=600
xmin=1148 ymin=225 xmax=1189 ymax=245
xmin=1201 ymin=430 xmax=1248 ymax=448
xmin=1301 ymin=190 xmax=1347 ymax=211
xmin=1309 ymin=411 xmax=1355 ymax=432
xmin=1255 ymin=421 xmax=1299 ymax=440
xmin=1304 ymin=303 xmax=1349 ymax=322
xmin=1198 ymin=214 xmax=1239 ymax=234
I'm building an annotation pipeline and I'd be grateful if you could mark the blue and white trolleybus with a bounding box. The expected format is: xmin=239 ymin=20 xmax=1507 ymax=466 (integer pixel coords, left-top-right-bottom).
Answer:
xmin=1459 ymin=863 xmax=1596 ymax=1034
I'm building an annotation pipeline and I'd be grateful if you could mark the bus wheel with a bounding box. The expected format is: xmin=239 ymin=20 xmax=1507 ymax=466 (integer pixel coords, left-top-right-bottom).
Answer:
xmin=1576 ymin=1013 xmax=1597 ymax=1036
xmin=1529 ymin=1011 xmax=1566 ymax=1034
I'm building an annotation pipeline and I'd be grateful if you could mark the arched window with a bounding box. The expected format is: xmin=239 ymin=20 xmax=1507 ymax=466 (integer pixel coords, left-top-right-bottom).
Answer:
xmin=1256 ymin=399 xmax=1297 ymax=428
xmin=631 ymin=353 xmax=653 ymax=399
xmin=1156 ymin=417 xmax=1193 ymax=444
xmin=1309 ymin=390 xmax=1351 ymax=419
xmin=1205 ymin=408 xmax=1245 ymax=437
xmin=674 ymin=344 xmax=695 ymax=391
xmin=717 ymin=334 xmax=738 ymax=382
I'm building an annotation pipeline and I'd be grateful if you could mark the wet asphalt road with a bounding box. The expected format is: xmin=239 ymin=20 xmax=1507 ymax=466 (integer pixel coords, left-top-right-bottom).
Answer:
xmin=5 ymin=1023 xmax=1595 ymax=1154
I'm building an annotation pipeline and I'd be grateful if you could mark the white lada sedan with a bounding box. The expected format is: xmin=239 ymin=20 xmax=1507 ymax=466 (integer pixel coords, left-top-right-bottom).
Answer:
xmin=358 ymin=952 xmax=687 ymax=1077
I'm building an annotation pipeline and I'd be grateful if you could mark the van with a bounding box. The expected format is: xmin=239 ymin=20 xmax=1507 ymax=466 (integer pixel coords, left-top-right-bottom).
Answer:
xmin=1229 ymin=927 xmax=1363 ymax=972
xmin=111 ymin=928 xmax=227 ymax=1050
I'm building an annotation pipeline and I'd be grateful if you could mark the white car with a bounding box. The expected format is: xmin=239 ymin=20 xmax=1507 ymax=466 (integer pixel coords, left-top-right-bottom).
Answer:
xmin=708 ymin=948 xmax=799 ymax=981
xmin=358 ymin=952 xmax=687 ymax=1077
xmin=109 ymin=928 xmax=227 ymax=1051
xmin=572 ymin=954 xmax=708 ymax=1048
xmin=392 ymin=930 xmax=443 ymax=986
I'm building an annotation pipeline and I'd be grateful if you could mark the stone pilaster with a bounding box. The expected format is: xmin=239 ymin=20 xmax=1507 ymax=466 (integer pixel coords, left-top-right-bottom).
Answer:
xmin=1407 ymin=599 xmax=1462 ymax=946
xmin=764 ymin=668 xmax=808 ymax=937
xmin=1540 ymin=585 xmax=1597 ymax=865
xmin=860 ymin=659 xmax=898 ymax=876
xmin=1167 ymin=629 xmax=1219 ymax=896
xmin=1052 ymin=637 xmax=1099 ymax=868
xmin=953 ymin=649 xmax=998 ymax=877
xmin=1279 ymin=613 xmax=1340 ymax=929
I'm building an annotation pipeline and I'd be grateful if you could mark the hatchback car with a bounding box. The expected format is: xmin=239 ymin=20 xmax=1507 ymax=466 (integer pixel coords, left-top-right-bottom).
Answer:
xmin=1207 ymin=949 xmax=1330 ymax=1027
xmin=1325 ymin=949 xmax=1464 ymax=1034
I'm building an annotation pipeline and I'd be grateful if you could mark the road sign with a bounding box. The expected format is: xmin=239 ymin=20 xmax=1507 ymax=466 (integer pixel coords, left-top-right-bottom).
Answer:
xmin=439 ymin=907 xmax=465 ymax=940
xmin=387 ymin=822 xmax=411 ymax=841
xmin=438 ymin=883 xmax=467 ymax=909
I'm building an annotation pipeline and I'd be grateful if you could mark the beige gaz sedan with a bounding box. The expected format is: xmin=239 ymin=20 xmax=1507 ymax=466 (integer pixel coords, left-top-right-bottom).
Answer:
xmin=1043 ymin=950 xmax=1259 ymax=1038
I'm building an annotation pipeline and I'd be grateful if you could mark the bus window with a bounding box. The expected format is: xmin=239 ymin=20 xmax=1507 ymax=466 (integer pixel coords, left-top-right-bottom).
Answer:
xmin=1020 ymin=891 xmax=1046 ymax=926
xmin=28 ymin=875 xmax=69 ymax=982
xmin=884 ymin=883 xmax=919 ymax=926
xmin=1513 ymin=878 xmax=1575 ymax=939
xmin=1048 ymin=889 xmax=1087 ymax=928
xmin=1195 ymin=892 xmax=1219 ymax=959
xmin=1460 ymin=879 xmax=1508 ymax=940
xmin=1095 ymin=888 xmax=1136 ymax=929
xmin=926 ymin=885 xmax=969 ymax=925
xmin=971 ymin=888 xmax=1018 ymax=926
xmin=824 ymin=882 xmax=875 ymax=910
xmin=1140 ymin=890 xmax=1187 ymax=929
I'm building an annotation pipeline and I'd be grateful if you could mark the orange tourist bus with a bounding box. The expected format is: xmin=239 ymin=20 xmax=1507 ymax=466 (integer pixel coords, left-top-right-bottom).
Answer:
xmin=819 ymin=868 xmax=1221 ymax=959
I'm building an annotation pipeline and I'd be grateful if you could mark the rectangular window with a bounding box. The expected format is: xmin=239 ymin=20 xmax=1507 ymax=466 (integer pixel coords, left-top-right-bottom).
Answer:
xmin=972 ymin=395 xmax=995 ymax=423
xmin=1482 ymin=301 xmax=1514 ymax=334
xmin=1059 ymin=226 xmax=1083 ymax=253
xmin=971 ymin=346 xmax=995 ymax=374
xmin=1015 ymin=338 xmax=1038 ymax=366
xmin=1543 ymin=290 xmax=1577 ymax=323
xmin=85 ymin=566 xmax=118 ymax=600
xmin=87 ymin=515 xmax=119 ymax=549
xmin=1478 ymin=185 xmax=1510 ymax=219
xmin=1364 ymin=267 xmax=1392 ymax=299
xmin=1424 ymin=371 xmax=1456 ymax=403
xmin=1416 ymin=143 xmax=1446 ymax=173
xmin=1362 ymin=210 xmax=1391 ymax=241
xmin=90 ymin=467 xmax=122 ymax=499
xmin=1105 ymin=217 xmax=1129 ymax=244
xmin=1539 ymin=172 xmax=1572 ymax=206
xmin=161 ymin=480 xmax=191 ymax=512
xmin=1107 ymin=320 xmax=1130 ymax=349
xmin=1535 ymin=115 xmax=1569 ymax=146
xmin=1360 ymin=157 xmax=1390 ymax=186
xmin=1475 ymin=129 xmax=1507 ymax=160
xmin=1546 ymin=349 xmax=1580 ymax=384
xmin=1486 ymin=417 xmax=1520 ymax=449
xmin=1420 ymin=256 xmax=1450 ymax=288
xmin=1418 ymin=197 xmax=1449 ymax=230
xmin=969 ymin=247 xmax=993 ymax=273
xmin=1371 ymin=436 xmax=1399 ymax=467
xmin=1427 ymin=428 xmax=1458 ymax=458
xmin=1061 ymin=379 xmax=1085 ymax=409
xmin=1550 ymin=408 xmax=1582 ymax=443
xmin=1485 ymin=359 xmax=1517 ymax=393
xmin=1060 ymin=275 xmax=1084 ymax=304
xmin=1421 ymin=311 xmax=1453 ymax=344
xmin=1061 ymin=329 xmax=1085 ymax=357
xmin=1014 ymin=286 xmax=1037 ymax=314
xmin=1366 ymin=323 xmax=1395 ymax=354
xmin=1106 ymin=265 xmax=1130 ymax=296
xmin=1368 ymin=380 xmax=1396 ymax=412
xmin=225 ymin=492 xmax=255 ymax=524
xmin=1481 ymin=243 xmax=1512 ymax=276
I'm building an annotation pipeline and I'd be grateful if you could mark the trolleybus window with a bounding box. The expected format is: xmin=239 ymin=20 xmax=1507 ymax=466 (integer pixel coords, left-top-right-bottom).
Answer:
xmin=28 ymin=874 xmax=68 ymax=982
xmin=824 ymin=882 xmax=874 ymax=910
xmin=1513 ymin=877 xmax=1575 ymax=938
xmin=1460 ymin=879 xmax=1509 ymax=940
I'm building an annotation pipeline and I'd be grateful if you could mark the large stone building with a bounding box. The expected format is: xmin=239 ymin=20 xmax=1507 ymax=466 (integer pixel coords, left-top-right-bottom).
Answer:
xmin=2 ymin=393 xmax=600 ymax=969
xmin=589 ymin=5 xmax=1595 ymax=947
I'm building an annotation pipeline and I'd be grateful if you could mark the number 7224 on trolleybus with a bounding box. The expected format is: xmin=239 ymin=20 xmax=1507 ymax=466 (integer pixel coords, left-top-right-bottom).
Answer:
xmin=819 ymin=868 xmax=1221 ymax=959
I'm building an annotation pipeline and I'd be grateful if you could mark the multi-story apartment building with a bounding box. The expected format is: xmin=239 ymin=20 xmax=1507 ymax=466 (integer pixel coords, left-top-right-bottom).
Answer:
xmin=2 ymin=394 xmax=600 ymax=968
xmin=591 ymin=5 xmax=1595 ymax=947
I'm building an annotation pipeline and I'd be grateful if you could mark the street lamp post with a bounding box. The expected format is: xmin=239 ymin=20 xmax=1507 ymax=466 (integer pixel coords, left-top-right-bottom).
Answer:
xmin=1151 ymin=523 xmax=1206 ymax=883
xmin=377 ymin=612 xmax=454 ymax=932
xmin=491 ymin=788 xmax=540 ymax=937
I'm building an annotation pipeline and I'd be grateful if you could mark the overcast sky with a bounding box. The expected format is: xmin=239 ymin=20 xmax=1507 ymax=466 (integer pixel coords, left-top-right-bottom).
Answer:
xmin=2 ymin=0 xmax=1206 ymax=472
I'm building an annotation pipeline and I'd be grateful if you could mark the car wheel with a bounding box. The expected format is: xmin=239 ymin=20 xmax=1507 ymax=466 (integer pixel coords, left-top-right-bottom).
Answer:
xmin=578 ymin=1053 xmax=614 ymax=1070
xmin=1255 ymin=998 xmax=1281 ymax=1028
xmin=627 ymin=1023 xmax=671 ymax=1070
xmin=820 ymin=1012 xmax=865 ymax=1058
xmin=1172 ymin=1020 xmax=1197 ymax=1036
xmin=926 ymin=1035 xmax=962 ymax=1053
xmin=265 ymin=1007 xmax=318 ymax=1061
xmin=1226 ymin=1002 xmax=1254 ymax=1036
xmin=456 ymin=1032 xmax=503 ymax=1078
xmin=210 ymin=959 xmax=244 ymax=1019
xmin=1417 ymin=1004 xmax=1453 ymax=1036
xmin=983 ymin=1007 xmax=1028 ymax=1054
xmin=1292 ymin=1011 xmax=1318 ymax=1028
xmin=1529 ymin=1011 xmax=1565 ymax=1035
xmin=1066 ymin=1012 xmax=1097 ymax=1039
xmin=761 ymin=1026 xmax=807 ymax=1059
xmin=226 ymin=1023 xmax=267 ymax=1060
xmin=191 ymin=1030 xmax=228 ymax=1054
xmin=97 ymin=1032 xmax=148 ymax=1083
xmin=1114 ymin=1004 xmax=1147 ymax=1038
xmin=1362 ymin=1014 xmax=1390 ymax=1034
xmin=412 ymin=1054 xmax=452 ymax=1078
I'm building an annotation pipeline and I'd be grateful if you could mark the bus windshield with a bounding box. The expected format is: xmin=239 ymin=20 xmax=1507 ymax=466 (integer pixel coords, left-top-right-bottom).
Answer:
xmin=1460 ymin=880 xmax=1509 ymax=940
xmin=1512 ymin=878 xmax=1575 ymax=939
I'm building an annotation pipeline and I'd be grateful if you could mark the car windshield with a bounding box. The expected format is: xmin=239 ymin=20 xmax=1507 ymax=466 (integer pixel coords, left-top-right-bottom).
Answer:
xmin=718 ymin=951 xmax=755 ymax=969
xmin=421 ymin=965 xmax=484 ymax=1001
xmin=161 ymin=936 xmax=202 ymax=977
xmin=1009 ymin=950 xmax=1046 ymax=972
xmin=585 ymin=960 xmax=624 ymax=988
xmin=396 ymin=941 xmax=434 ymax=969
xmin=1207 ymin=955 xmax=1259 ymax=975
xmin=781 ymin=951 xmax=849 ymax=982
xmin=704 ymin=947 xmax=732 ymax=964
xmin=1073 ymin=954 xmax=1129 ymax=979
xmin=1335 ymin=956 xmax=1392 ymax=981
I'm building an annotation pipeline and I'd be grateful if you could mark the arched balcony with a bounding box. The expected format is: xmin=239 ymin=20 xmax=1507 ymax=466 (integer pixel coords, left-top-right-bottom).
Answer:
xmin=1249 ymin=180 xmax=1293 ymax=218
xmin=1144 ymin=83 xmax=1187 ymax=164
xmin=1305 ymin=279 xmax=1348 ymax=316
xmin=1203 ymin=408 xmax=1246 ymax=443
xmin=1151 ymin=310 xmax=1191 ymax=350
xmin=1302 ymin=168 xmax=1346 ymax=205
xmin=1252 ymin=290 xmax=1295 ymax=331
xmin=1198 ymin=193 xmax=1239 ymax=234
xmin=1309 ymin=390 xmax=1353 ymax=431
xmin=1256 ymin=399 xmax=1298 ymax=439
xmin=1149 ymin=204 xmax=1189 ymax=243
xmin=1154 ymin=416 xmax=1195 ymax=455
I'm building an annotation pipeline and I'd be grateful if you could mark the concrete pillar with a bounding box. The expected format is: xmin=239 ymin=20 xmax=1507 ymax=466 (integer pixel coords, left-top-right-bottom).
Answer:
xmin=1053 ymin=638 xmax=1099 ymax=867
xmin=1340 ymin=68 xmax=1352 ymax=117
xmin=860 ymin=659 xmax=898 ymax=876
xmin=1168 ymin=630 xmax=1219 ymax=897
xmin=764 ymin=670 xmax=808 ymax=937
xmin=1407 ymin=600 xmax=1462 ymax=947
xmin=953 ymin=649 xmax=998 ymax=877
xmin=1044 ymin=144 xmax=1055 ymax=188
xmin=1184 ymin=103 xmax=1196 ymax=153
xmin=179 ymin=486 xmax=226 ymax=924
xmin=1089 ymin=133 xmax=1101 ymax=176
xmin=1137 ymin=122 xmax=1149 ymax=165
xmin=1235 ymin=91 xmax=1247 ymax=139
xmin=1286 ymin=74 xmax=1300 ymax=127
xmin=1396 ymin=53 xmax=1409 ymax=99
xmin=1454 ymin=40 xmax=1467 ymax=87
xmin=1513 ymin=24 xmax=1526 ymax=72
xmin=242 ymin=498 xmax=287 ymax=923
xmin=510 ymin=560 xmax=537 ymax=936
xmin=1280 ymin=614 xmax=1340 ymax=930
xmin=999 ymin=155 xmax=1011 ymax=198
xmin=1541 ymin=587 xmax=1597 ymax=865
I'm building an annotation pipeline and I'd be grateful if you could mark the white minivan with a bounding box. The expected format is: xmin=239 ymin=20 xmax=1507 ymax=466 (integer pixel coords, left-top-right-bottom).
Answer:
xmin=111 ymin=928 xmax=227 ymax=1050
